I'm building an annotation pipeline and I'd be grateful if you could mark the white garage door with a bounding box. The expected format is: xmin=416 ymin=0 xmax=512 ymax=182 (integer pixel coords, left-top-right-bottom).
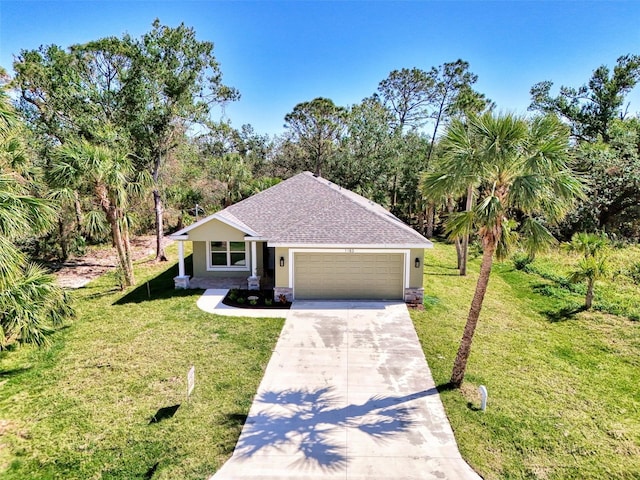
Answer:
xmin=294 ymin=252 xmax=404 ymax=300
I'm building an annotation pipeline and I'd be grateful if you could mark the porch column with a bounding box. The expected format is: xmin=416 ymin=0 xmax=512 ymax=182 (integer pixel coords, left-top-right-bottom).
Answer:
xmin=247 ymin=240 xmax=260 ymax=290
xmin=178 ymin=241 xmax=185 ymax=277
xmin=174 ymin=240 xmax=190 ymax=289
xmin=251 ymin=241 xmax=258 ymax=277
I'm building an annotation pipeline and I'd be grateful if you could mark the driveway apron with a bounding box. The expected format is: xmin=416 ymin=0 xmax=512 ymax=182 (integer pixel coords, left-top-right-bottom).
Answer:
xmin=210 ymin=301 xmax=481 ymax=480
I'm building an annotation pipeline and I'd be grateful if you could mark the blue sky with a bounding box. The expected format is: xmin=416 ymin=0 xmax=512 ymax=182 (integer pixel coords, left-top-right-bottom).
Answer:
xmin=2 ymin=1 xmax=640 ymax=136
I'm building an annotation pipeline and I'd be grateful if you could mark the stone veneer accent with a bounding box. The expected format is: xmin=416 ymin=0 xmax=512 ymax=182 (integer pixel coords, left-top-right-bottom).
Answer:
xmin=174 ymin=275 xmax=190 ymax=289
xmin=274 ymin=287 xmax=293 ymax=302
xmin=247 ymin=276 xmax=261 ymax=290
xmin=404 ymin=287 xmax=424 ymax=306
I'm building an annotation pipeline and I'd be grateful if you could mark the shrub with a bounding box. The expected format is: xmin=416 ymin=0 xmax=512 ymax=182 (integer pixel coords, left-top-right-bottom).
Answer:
xmin=512 ymin=252 xmax=533 ymax=270
xmin=627 ymin=262 xmax=640 ymax=285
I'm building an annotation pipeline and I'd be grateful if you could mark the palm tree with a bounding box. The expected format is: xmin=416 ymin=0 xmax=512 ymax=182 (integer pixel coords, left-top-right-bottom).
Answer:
xmin=566 ymin=232 xmax=609 ymax=309
xmin=50 ymin=139 xmax=146 ymax=287
xmin=422 ymin=117 xmax=485 ymax=275
xmin=428 ymin=112 xmax=584 ymax=387
xmin=0 ymin=80 xmax=74 ymax=347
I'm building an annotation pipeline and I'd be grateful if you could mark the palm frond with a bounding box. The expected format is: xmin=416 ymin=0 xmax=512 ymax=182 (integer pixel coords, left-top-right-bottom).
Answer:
xmin=0 ymin=174 xmax=58 ymax=236
xmin=0 ymin=236 xmax=24 ymax=286
xmin=474 ymin=194 xmax=504 ymax=230
xmin=568 ymin=256 xmax=608 ymax=283
xmin=496 ymin=218 xmax=519 ymax=261
xmin=0 ymin=263 xmax=73 ymax=347
xmin=520 ymin=217 xmax=558 ymax=258
xmin=444 ymin=210 xmax=475 ymax=240
xmin=83 ymin=209 xmax=110 ymax=238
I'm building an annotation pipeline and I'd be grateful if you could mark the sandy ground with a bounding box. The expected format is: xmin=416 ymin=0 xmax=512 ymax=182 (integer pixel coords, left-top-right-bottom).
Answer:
xmin=53 ymin=236 xmax=172 ymax=288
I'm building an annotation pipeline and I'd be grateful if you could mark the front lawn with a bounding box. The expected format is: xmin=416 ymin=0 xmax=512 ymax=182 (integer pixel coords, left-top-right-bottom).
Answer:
xmin=412 ymin=242 xmax=640 ymax=479
xmin=0 ymin=245 xmax=284 ymax=479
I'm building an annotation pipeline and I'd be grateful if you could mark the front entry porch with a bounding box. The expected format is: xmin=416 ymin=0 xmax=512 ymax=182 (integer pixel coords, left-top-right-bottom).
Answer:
xmin=188 ymin=275 xmax=275 ymax=290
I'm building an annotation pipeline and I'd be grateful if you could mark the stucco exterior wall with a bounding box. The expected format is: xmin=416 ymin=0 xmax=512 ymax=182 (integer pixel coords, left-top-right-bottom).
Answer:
xmin=187 ymin=218 xmax=246 ymax=242
xmin=409 ymin=248 xmax=425 ymax=288
xmin=192 ymin=240 xmax=263 ymax=279
xmin=274 ymin=247 xmax=290 ymax=287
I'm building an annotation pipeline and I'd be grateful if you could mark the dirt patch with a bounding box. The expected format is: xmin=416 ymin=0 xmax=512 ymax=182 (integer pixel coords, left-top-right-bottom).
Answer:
xmin=53 ymin=236 xmax=172 ymax=289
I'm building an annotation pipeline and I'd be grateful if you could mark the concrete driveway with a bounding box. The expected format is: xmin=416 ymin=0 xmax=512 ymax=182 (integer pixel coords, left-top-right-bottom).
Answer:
xmin=210 ymin=300 xmax=481 ymax=480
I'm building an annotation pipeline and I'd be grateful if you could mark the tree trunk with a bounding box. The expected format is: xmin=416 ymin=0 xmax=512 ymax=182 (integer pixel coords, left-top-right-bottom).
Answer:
xmin=460 ymin=184 xmax=474 ymax=276
xmin=425 ymin=202 xmax=435 ymax=238
xmin=454 ymin=237 xmax=463 ymax=269
xmin=58 ymin=218 xmax=68 ymax=261
xmin=391 ymin=172 xmax=398 ymax=211
xmin=74 ymin=191 xmax=83 ymax=234
xmin=585 ymin=278 xmax=594 ymax=309
xmin=152 ymin=150 xmax=168 ymax=263
xmin=153 ymin=188 xmax=167 ymax=262
xmin=97 ymin=182 xmax=135 ymax=287
xmin=427 ymin=100 xmax=446 ymax=163
xmin=121 ymin=214 xmax=134 ymax=279
xmin=108 ymin=213 xmax=135 ymax=287
xmin=450 ymin=240 xmax=496 ymax=388
xmin=446 ymin=196 xmax=463 ymax=269
xmin=176 ymin=211 xmax=184 ymax=232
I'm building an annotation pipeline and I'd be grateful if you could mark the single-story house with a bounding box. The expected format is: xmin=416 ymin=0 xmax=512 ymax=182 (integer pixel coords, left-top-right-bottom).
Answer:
xmin=169 ymin=171 xmax=432 ymax=303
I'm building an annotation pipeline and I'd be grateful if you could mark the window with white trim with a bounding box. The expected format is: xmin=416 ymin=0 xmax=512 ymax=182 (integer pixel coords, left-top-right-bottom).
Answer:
xmin=208 ymin=241 xmax=248 ymax=270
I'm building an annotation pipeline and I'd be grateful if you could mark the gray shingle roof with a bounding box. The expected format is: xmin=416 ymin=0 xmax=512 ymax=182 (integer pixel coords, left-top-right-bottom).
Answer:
xmin=177 ymin=172 xmax=432 ymax=247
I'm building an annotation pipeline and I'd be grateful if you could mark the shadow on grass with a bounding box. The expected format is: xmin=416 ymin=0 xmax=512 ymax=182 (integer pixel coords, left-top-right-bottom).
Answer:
xmin=466 ymin=402 xmax=482 ymax=412
xmin=543 ymin=304 xmax=587 ymax=322
xmin=0 ymin=366 xmax=32 ymax=378
xmin=224 ymin=413 xmax=248 ymax=427
xmin=424 ymin=271 xmax=461 ymax=277
xmin=149 ymin=404 xmax=181 ymax=424
xmin=113 ymin=255 xmax=202 ymax=305
xmin=83 ymin=287 xmax=123 ymax=300
xmin=144 ymin=461 xmax=159 ymax=479
xmin=435 ymin=382 xmax=458 ymax=393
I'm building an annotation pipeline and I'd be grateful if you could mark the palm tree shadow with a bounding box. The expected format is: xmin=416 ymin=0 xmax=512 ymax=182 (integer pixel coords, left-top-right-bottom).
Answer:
xmin=543 ymin=304 xmax=586 ymax=322
xmin=231 ymin=386 xmax=435 ymax=471
xmin=113 ymin=255 xmax=201 ymax=305
xmin=0 ymin=366 xmax=32 ymax=378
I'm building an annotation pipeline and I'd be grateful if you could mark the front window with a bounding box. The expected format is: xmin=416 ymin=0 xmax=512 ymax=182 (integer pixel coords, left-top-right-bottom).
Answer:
xmin=209 ymin=241 xmax=247 ymax=269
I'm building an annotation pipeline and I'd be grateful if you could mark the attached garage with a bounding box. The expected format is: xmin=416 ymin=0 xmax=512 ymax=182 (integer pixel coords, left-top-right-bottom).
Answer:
xmin=293 ymin=252 xmax=405 ymax=300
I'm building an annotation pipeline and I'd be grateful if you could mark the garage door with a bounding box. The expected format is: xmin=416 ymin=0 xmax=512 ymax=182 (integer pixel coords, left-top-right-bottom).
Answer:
xmin=294 ymin=252 xmax=404 ymax=300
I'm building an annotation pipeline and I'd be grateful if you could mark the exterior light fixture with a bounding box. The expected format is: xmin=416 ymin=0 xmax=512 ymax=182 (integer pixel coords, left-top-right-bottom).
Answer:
xmin=279 ymin=256 xmax=285 ymax=267
xmin=415 ymin=257 xmax=421 ymax=268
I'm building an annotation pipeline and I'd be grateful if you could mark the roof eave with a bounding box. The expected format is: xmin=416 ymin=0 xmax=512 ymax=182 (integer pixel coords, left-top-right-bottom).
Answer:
xmin=168 ymin=211 xmax=261 ymax=238
xmin=266 ymin=241 xmax=433 ymax=249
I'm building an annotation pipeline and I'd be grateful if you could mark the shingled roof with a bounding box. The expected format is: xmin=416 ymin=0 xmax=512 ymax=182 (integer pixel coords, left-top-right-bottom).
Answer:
xmin=175 ymin=172 xmax=432 ymax=248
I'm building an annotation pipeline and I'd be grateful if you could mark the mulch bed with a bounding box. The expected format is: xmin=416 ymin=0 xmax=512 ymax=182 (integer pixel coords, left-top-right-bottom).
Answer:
xmin=221 ymin=289 xmax=291 ymax=309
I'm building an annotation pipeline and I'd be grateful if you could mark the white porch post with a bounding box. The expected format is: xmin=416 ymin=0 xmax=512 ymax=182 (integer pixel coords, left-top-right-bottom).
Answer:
xmin=173 ymin=240 xmax=190 ymax=289
xmin=251 ymin=241 xmax=257 ymax=277
xmin=178 ymin=241 xmax=185 ymax=277
xmin=247 ymin=240 xmax=260 ymax=290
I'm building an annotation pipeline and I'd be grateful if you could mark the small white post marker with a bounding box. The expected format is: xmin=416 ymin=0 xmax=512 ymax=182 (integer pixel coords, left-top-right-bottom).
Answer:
xmin=187 ymin=365 xmax=195 ymax=400
xmin=478 ymin=385 xmax=488 ymax=411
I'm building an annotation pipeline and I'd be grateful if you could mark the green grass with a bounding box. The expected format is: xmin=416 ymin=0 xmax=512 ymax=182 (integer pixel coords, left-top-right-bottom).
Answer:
xmin=0 ymin=244 xmax=284 ymax=479
xmin=413 ymin=242 xmax=640 ymax=479
xmin=522 ymin=245 xmax=640 ymax=321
